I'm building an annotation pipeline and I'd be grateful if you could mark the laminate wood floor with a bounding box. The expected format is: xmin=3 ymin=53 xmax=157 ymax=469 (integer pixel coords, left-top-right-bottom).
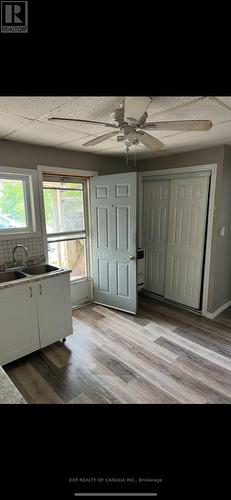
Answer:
xmin=4 ymin=294 xmax=231 ymax=404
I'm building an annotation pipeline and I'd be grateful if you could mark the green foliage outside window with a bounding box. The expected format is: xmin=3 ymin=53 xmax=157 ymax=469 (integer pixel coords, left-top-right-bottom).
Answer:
xmin=0 ymin=179 xmax=26 ymax=227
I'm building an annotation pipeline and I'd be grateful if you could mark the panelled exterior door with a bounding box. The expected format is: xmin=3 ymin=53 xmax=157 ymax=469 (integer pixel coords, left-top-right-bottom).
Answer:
xmin=91 ymin=172 xmax=137 ymax=314
xmin=143 ymin=180 xmax=170 ymax=295
xmin=165 ymin=175 xmax=210 ymax=309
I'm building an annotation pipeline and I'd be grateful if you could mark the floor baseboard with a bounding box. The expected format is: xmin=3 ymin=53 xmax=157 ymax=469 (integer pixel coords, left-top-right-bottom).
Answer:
xmin=72 ymin=301 xmax=92 ymax=311
xmin=206 ymin=300 xmax=231 ymax=319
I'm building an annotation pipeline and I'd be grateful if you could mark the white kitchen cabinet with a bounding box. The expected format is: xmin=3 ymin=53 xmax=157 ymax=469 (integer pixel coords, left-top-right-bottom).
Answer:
xmin=36 ymin=273 xmax=73 ymax=349
xmin=0 ymin=283 xmax=40 ymax=365
xmin=0 ymin=272 xmax=73 ymax=366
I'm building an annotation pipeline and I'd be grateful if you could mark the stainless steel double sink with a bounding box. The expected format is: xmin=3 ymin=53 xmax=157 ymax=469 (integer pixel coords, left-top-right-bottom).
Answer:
xmin=0 ymin=264 xmax=59 ymax=283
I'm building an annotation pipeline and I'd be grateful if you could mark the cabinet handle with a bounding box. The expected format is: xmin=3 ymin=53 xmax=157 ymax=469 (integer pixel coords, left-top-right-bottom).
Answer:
xmin=39 ymin=284 xmax=42 ymax=295
xmin=29 ymin=286 xmax=33 ymax=298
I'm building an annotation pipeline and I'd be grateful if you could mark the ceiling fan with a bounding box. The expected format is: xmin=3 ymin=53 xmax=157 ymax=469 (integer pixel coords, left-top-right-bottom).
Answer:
xmin=48 ymin=97 xmax=213 ymax=153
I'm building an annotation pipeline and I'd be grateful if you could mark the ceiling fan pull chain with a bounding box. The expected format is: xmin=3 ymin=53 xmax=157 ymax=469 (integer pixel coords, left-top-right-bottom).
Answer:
xmin=124 ymin=143 xmax=129 ymax=166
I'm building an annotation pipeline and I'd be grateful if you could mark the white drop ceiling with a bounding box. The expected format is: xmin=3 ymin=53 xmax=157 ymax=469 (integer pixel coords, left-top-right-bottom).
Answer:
xmin=0 ymin=96 xmax=231 ymax=159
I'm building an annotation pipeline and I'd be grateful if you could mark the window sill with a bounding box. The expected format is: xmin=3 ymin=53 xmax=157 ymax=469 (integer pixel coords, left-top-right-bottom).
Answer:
xmin=70 ymin=276 xmax=89 ymax=284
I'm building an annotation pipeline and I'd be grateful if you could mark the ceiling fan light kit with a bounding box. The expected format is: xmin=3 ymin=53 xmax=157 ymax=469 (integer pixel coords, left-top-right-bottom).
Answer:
xmin=48 ymin=97 xmax=213 ymax=155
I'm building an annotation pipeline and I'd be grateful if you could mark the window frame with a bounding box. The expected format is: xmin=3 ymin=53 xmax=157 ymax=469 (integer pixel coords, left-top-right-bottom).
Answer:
xmin=43 ymin=177 xmax=89 ymax=281
xmin=37 ymin=165 xmax=97 ymax=285
xmin=0 ymin=167 xmax=41 ymax=239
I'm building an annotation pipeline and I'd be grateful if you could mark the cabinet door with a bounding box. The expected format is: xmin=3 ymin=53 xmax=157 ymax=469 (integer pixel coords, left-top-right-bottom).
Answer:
xmin=37 ymin=274 xmax=73 ymax=349
xmin=0 ymin=283 xmax=40 ymax=366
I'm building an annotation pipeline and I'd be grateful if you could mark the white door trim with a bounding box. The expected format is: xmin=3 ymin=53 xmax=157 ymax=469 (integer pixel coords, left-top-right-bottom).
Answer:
xmin=138 ymin=163 xmax=217 ymax=317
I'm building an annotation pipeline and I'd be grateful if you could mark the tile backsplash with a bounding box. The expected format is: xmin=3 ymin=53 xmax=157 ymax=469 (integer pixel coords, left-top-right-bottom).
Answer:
xmin=0 ymin=237 xmax=44 ymax=265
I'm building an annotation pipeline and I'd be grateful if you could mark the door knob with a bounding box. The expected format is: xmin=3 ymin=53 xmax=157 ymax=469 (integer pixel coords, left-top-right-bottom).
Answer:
xmin=129 ymin=255 xmax=136 ymax=261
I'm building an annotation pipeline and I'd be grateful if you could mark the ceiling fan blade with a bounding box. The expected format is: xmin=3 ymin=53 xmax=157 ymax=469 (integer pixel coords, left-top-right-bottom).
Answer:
xmin=83 ymin=131 xmax=118 ymax=146
xmin=142 ymin=120 xmax=213 ymax=131
xmin=137 ymin=131 xmax=165 ymax=151
xmin=124 ymin=96 xmax=152 ymax=123
xmin=48 ymin=117 xmax=118 ymax=128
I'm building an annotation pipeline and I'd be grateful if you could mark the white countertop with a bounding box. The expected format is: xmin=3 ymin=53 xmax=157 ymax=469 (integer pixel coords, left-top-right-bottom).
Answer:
xmin=0 ymin=366 xmax=26 ymax=404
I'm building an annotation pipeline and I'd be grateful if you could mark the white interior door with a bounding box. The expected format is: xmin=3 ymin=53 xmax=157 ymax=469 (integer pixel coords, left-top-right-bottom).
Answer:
xmin=165 ymin=175 xmax=210 ymax=309
xmin=91 ymin=172 xmax=137 ymax=314
xmin=143 ymin=180 xmax=170 ymax=295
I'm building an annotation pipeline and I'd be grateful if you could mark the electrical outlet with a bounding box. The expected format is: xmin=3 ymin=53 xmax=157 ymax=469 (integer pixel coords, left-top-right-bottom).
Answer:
xmin=219 ymin=226 xmax=225 ymax=237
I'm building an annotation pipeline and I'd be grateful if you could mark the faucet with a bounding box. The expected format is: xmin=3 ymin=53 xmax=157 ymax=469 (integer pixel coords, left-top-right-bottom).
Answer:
xmin=13 ymin=244 xmax=30 ymax=266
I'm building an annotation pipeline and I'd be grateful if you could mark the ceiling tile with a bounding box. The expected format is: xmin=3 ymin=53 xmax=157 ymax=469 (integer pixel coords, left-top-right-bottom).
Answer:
xmin=0 ymin=97 xmax=76 ymax=119
xmin=0 ymin=113 xmax=31 ymax=137
xmin=215 ymin=97 xmax=231 ymax=109
xmin=6 ymin=122 xmax=89 ymax=146
xmin=39 ymin=96 xmax=123 ymax=134
xmin=148 ymin=96 xmax=202 ymax=117
xmin=149 ymin=96 xmax=231 ymax=124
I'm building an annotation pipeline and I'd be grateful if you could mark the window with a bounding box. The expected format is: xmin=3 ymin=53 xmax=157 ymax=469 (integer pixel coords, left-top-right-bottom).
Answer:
xmin=43 ymin=176 xmax=88 ymax=280
xmin=0 ymin=173 xmax=33 ymax=234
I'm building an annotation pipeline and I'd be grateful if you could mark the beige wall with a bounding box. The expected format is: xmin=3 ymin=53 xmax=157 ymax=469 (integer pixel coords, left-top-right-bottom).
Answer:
xmin=138 ymin=145 xmax=226 ymax=313
xmin=213 ymin=146 xmax=231 ymax=310
xmin=0 ymin=139 xmax=131 ymax=175
xmin=137 ymin=145 xmax=224 ymax=173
